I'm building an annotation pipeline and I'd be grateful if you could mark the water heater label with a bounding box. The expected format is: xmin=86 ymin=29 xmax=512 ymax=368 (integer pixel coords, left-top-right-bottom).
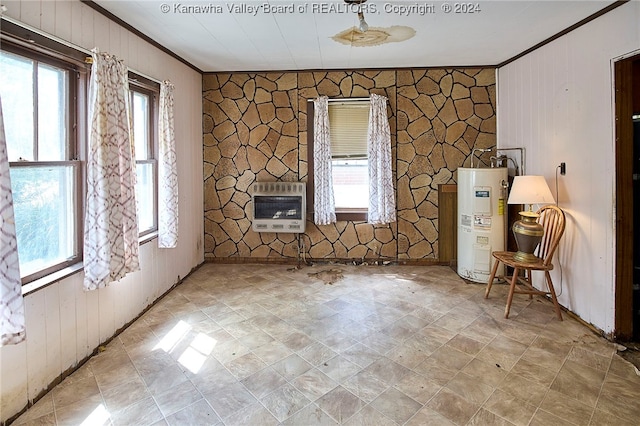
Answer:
xmin=461 ymin=214 xmax=472 ymax=227
xmin=473 ymin=186 xmax=492 ymax=215
xmin=474 ymin=215 xmax=491 ymax=229
xmin=476 ymin=235 xmax=489 ymax=245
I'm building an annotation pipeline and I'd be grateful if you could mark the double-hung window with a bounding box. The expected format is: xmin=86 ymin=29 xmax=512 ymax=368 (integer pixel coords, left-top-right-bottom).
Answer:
xmin=129 ymin=76 xmax=159 ymax=237
xmin=0 ymin=44 xmax=82 ymax=283
xmin=328 ymin=100 xmax=370 ymax=211
xmin=308 ymin=99 xmax=370 ymax=221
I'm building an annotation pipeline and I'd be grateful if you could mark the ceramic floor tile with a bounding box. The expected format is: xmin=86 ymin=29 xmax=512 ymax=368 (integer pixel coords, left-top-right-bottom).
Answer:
xmin=369 ymin=387 xmax=422 ymax=424
xmin=164 ymin=399 xmax=220 ymax=426
xmin=549 ymin=359 xmax=606 ymax=407
xmin=361 ymin=357 xmax=410 ymax=386
xmin=280 ymin=403 xmax=338 ymax=426
xmin=291 ymin=368 xmax=339 ymax=402
xmin=223 ymin=401 xmax=279 ymax=426
xmin=297 ymin=341 xmax=339 ymax=366
xmin=51 ymin=376 xmax=101 ymax=409
xmin=259 ymin=383 xmax=311 ymax=422
xmin=476 ymin=335 xmax=528 ymax=371
xmin=498 ymin=372 xmax=549 ymax=407
xmin=483 ymin=389 xmax=537 ymax=426
xmin=224 ymin=352 xmax=268 ymax=380
xmin=342 ymin=370 xmax=389 ymax=403
xmin=110 ymin=396 xmax=164 ymax=426
xmin=152 ymin=380 xmax=202 ymax=417
xmin=539 ymin=389 xmax=594 ymax=426
xmin=317 ymin=354 xmax=362 ymax=383
xmin=405 ymin=406 xmax=457 ymax=426
xmin=426 ymin=387 xmax=481 ymax=425
xmin=15 ymin=264 xmax=640 ymax=426
xmin=316 ymin=385 xmax=364 ymax=423
xmin=13 ymin=394 xmax=54 ymax=425
xmin=204 ymin=381 xmax=257 ymax=420
xmin=461 ymin=357 xmax=508 ymax=388
xmin=595 ymin=373 xmax=640 ymax=424
xmin=53 ymin=394 xmax=107 ymax=425
xmin=271 ymin=353 xmax=313 ymax=380
xmin=446 ymin=371 xmax=495 ymax=405
xmin=241 ymin=366 xmax=288 ymax=399
xmin=101 ymin=376 xmax=151 ymax=414
xmin=528 ymin=409 xmax=578 ymax=426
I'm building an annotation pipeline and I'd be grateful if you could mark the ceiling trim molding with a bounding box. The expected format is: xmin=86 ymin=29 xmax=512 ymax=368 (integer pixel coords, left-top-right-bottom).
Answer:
xmin=498 ymin=0 xmax=629 ymax=69
xmin=80 ymin=0 xmax=203 ymax=74
xmin=202 ymin=65 xmax=498 ymax=75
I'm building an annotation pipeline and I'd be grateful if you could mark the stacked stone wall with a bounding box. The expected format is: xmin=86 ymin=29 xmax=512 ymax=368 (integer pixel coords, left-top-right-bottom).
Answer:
xmin=203 ymin=68 xmax=496 ymax=261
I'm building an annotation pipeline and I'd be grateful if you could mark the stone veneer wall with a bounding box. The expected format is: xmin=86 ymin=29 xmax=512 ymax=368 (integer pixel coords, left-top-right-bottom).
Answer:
xmin=203 ymin=68 xmax=495 ymax=261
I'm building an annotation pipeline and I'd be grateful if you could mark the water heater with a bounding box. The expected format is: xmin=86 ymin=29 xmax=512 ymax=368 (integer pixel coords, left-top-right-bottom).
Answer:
xmin=457 ymin=167 xmax=508 ymax=283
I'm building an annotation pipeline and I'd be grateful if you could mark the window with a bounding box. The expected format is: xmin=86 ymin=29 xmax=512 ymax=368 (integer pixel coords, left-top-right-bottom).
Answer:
xmin=328 ymin=100 xmax=370 ymax=210
xmin=129 ymin=77 xmax=159 ymax=236
xmin=0 ymin=45 xmax=82 ymax=283
xmin=307 ymin=99 xmax=370 ymax=221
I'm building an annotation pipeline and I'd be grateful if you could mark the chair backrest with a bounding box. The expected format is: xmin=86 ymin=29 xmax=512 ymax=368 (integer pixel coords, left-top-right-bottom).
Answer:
xmin=535 ymin=205 xmax=566 ymax=266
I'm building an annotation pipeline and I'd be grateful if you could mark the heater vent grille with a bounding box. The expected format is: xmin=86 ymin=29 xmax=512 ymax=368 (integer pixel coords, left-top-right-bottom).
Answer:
xmin=251 ymin=182 xmax=306 ymax=233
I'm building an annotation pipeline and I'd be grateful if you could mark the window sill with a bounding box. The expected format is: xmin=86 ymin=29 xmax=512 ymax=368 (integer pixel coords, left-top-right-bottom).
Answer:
xmin=21 ymin=232 xmax=159 ymax=296
xmin=335 ymin=210 xmax=368 ymax=222
xmin=22 ymin=263 xmax=84 ymax=296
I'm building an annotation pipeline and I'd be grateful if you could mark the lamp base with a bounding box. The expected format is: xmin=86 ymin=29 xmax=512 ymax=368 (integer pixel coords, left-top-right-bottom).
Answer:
xmin=513 ymin=250 xmax=539 ymax=263
xmin=512 ymin=211 xmax=543 ymax=263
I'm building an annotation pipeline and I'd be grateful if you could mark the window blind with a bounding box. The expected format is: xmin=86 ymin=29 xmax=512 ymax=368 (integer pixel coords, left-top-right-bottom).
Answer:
xmin=328 ymin=100 xmax=370 ymax=159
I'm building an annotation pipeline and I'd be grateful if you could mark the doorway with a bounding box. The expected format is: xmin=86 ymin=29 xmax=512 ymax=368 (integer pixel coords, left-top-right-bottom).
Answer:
xmin=633 ymin=117 xmax=640 ymax=340
xmin=615 ymin=54 xmax=640 ymax=341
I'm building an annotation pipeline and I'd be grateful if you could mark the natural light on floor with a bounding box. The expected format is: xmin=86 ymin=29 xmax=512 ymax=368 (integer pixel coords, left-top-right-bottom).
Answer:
xmin=154 ymin=320 xmax=191 ymax=353
xmin=153 ymin=320 xmax=217 ymax=374
xmin=79 ymin=404 xmax=109 ymax=426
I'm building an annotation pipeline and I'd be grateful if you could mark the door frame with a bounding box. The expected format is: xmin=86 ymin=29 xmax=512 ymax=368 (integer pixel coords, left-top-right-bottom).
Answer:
xmin=614 ymin=53 xmax=640 ymax=340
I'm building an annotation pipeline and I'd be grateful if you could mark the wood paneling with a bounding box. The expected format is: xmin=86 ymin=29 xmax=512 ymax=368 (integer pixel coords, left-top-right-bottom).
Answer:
xmin=497 ymin=1 xmax=640 ymax=335
xmin=438 ymin=184 xmax=457 ymax=264
xmin=0 ymin=1 xmax=204 ymax=423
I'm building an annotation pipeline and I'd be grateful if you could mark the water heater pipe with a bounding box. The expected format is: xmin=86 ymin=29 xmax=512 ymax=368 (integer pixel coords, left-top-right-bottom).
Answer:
xmin=496 ymin=147 xmax=525 ymax=176
xmin=470 ymin=148 xmax=493 ymax=168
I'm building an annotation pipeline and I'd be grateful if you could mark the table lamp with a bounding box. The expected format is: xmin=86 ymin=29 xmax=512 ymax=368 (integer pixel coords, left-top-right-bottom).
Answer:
xmin=507 ymin=175 xmax=555 ymax=262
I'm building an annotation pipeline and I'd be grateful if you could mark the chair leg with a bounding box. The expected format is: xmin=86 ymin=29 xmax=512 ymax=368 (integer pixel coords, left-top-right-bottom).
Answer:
xmin=505 ymin=267 xmax=519 ymax=319
xmin=526 ymin=269 xmax=533 ymax=299
xmin=485 ymin=258 xmax=501 ymax=299
xmin=545 ymin=271 xmax=563 ymax=321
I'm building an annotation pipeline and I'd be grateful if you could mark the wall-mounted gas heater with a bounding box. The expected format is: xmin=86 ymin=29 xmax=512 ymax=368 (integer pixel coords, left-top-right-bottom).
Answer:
xmin=251 ymin=182 xmax=306 ymax=233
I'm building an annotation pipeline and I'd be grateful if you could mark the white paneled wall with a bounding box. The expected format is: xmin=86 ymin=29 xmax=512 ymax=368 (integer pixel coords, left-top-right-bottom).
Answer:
xmin=0 ymin=1 xmax=204 ymax=422
xmin=497 ymin=1 xmax=640 ymax=334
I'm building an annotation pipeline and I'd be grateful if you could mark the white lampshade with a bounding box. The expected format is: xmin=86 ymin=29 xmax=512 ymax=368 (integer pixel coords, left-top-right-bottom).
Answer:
xmin=507 ymin=175 xmax=555 ymax=205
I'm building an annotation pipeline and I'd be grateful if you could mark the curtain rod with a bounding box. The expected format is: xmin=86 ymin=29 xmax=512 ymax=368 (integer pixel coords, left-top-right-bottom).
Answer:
xmin=1 ymin=15 xmax=163 ymax=85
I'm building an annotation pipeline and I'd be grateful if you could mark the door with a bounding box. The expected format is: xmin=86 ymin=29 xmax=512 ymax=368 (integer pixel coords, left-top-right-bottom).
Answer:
xmin=615 ymin=54 xmax=640 ymax=340
xmin=633 ymin=117 xmax=640 ymax=340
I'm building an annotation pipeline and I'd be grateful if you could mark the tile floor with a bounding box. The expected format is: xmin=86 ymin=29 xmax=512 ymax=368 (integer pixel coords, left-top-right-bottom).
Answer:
xmin=13 ymin=263 xmax=640 ymax=425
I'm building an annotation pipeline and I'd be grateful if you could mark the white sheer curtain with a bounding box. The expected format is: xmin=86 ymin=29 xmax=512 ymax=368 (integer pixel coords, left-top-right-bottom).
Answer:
xmin=313 ymin=96 xmax=336 ymax=225
xmin=83 ymin=49 xmax=139 ymax=291
xmin=367 ymin=93 xmax=396 ymax=224
xmin=158 ymin=80 xmax=178 ymax=248
xmin=0 ymin=95 xmax=26 ymax=346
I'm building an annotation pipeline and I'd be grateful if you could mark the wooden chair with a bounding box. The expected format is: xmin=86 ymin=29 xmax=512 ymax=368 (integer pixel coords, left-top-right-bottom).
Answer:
xmin=485 ymin=205 xmax=566 ymax=320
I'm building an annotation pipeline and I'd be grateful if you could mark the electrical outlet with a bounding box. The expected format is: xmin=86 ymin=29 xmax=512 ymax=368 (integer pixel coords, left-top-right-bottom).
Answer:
xmin=560 ymin=162 xmax=566 ymax=175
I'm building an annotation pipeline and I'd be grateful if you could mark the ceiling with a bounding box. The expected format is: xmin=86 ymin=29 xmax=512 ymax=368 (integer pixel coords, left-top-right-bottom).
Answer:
xmin=91 ymin=0 xmax=618 ymax=73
